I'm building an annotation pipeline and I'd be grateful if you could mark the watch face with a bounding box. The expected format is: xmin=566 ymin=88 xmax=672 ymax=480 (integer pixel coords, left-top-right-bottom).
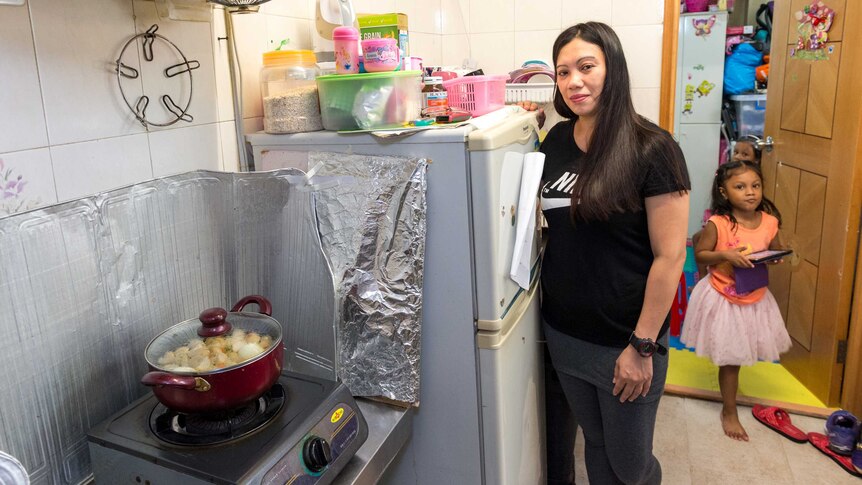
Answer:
xmin=636 ymin=340 xmax=655 ymax=356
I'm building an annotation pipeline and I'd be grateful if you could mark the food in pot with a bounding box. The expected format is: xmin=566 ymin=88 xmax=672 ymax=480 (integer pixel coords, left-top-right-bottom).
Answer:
xmin=157 ymin=330 xmax=273 ymax=372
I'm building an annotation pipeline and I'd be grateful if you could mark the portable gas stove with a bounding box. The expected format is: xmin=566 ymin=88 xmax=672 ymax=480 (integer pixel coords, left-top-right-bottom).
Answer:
xmin=87 ymin=370 xmax=368 ymax=484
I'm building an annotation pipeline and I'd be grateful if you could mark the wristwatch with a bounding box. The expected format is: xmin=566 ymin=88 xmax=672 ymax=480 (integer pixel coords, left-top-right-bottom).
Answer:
xmin=628 ymin=332 xmax=668 ymax=357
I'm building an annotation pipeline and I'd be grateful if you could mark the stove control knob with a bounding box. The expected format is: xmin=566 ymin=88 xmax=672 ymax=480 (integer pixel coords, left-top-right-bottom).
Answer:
xmin=302 ymin=436 xmax=332 ymax=473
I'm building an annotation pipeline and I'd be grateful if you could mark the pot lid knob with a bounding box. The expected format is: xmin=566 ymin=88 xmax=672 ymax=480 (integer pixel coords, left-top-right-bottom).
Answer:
xmin=198 ymin=307 xmax=231 ymax=337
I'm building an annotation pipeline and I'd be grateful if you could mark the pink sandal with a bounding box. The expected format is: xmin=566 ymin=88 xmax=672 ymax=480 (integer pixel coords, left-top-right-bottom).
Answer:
xmin=808 ymin=432 xmax=862 ymax=477
xmin=751 ymin=405 xmax=808 ymax=443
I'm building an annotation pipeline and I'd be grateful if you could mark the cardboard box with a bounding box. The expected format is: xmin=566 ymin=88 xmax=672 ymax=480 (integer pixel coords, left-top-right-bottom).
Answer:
xmin=358 ymin=13 xmax=409 ymax=57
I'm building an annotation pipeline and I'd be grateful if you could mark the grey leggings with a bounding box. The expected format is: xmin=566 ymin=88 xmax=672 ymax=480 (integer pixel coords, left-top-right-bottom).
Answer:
xmin=556 ymin=372 xmax=662 ymax=485
xmin=545 ymin=345 xmax=577 ymax=485
xmin=544 ymin=322 xmax=666 ymax=485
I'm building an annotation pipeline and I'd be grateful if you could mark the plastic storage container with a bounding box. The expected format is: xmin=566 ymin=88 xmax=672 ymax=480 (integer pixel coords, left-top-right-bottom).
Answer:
xmin=443 ymin=75 xmax=507 ymax=117
xmin=260 ymin=50 xmax=323 ymax=134
xmin=316 ymin=70 xmax=422 ymax=131
xmin=361 ymin=37 xmax=400 ymax=72
xmin=731 ymin=93 xmax=767 ymax=137
xmin=684 ymin=0 xmax=709 ymax=12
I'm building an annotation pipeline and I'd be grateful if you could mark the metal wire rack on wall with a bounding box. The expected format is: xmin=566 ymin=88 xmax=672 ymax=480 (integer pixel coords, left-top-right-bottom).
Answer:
xmin=115 ymin=24 xmax=201 ymax=128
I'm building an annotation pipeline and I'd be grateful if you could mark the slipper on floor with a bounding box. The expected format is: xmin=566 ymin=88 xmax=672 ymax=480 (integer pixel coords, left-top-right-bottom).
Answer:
xmin=751 ymin=405 xmax=808 ymax=443
xmin=808 ymin=432 xmax=862 ymax=478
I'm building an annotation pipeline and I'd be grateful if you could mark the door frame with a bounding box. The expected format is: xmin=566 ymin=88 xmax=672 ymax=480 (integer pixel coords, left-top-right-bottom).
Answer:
xmin=847 ymin=228 xmax=862 ymax=414
xmin=657 ymin=0 xmax=862 ymax=413
xmin=659 ymin=0 xmax=680 ymax=132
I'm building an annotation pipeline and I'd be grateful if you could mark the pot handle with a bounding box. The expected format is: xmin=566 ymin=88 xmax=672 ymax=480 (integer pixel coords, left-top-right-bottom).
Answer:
xmin=231 ymin=295 xmax=272 ymax=316
xmin=141 ymin=372 xmax=211 ymax=392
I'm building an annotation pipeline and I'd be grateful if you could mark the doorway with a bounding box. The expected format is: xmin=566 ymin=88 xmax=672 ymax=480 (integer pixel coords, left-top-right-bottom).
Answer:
xmin=659 ymin=0 xmax=862 ymax=415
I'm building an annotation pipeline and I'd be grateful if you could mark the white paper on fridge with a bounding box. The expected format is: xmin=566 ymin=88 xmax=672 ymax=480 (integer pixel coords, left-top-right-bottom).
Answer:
xmin=510 ymin=151 xmax=545 ymax=290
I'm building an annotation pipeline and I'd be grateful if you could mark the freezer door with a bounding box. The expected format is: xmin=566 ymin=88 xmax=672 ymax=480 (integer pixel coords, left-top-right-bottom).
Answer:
xmin=676 ymin=12 xmax=727 ymax=124
xmin=477 ymin=283 xmax=544 ymax=485
xmin=469 ymin=114 xmax=540 ymax=327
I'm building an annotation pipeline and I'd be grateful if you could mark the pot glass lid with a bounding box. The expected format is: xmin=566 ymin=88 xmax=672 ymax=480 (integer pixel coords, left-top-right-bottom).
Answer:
xmin=0 ymin=451 xmax=29 ymax=485
xmin=145 ymin=308 xmax=281 ymax=374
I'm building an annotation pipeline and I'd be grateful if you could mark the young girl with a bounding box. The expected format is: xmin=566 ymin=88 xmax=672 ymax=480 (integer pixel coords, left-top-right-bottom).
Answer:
xmin=692 ymin=136 xmax=763 ymax=277
xmin=732 ymin=136 xmax=762 ymax=164
xmin=681 ymin=159 xmax=791 ymax=441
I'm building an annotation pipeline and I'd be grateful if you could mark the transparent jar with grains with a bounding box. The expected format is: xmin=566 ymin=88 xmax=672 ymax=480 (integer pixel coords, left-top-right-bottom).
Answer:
xmin=260 ymin=50 xmax=323 ymax=134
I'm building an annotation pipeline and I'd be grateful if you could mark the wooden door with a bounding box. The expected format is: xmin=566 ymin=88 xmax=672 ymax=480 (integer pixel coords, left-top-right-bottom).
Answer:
xmin=762 ymin=0 xmax=862 ymax=406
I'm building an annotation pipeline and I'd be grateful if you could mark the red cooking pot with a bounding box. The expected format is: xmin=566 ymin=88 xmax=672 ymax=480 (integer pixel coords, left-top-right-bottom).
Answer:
xmin=141 ymin=295 xmax=283 ymax=414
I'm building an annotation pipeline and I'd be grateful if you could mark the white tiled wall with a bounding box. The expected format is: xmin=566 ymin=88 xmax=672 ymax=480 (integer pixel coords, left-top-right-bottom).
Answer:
xmin=440 ymin=0 xmax=665 ymax=123
xmin=0 ymin=0 xmax=664 ymax=216
xmin=0 ymin=0 xmax=311 ymax=215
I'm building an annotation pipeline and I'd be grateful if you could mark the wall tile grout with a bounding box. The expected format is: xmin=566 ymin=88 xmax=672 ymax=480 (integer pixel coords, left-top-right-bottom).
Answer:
xmin=25 ymin=1 xmax=57 ymax=201
xmin=0 ymin=121 xmax=229 ymax=158
xmin=1 ymin=0 xmax=666 ymax=214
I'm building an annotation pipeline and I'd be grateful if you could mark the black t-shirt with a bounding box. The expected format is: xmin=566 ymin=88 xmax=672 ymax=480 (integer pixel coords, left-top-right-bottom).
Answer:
xmin=539 ymin=119 xmax=690 ymax=348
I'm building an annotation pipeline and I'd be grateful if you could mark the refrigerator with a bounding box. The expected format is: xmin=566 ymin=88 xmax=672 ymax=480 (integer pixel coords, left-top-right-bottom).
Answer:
xmin=674 ymin=11 xmax=727 ymax=235
xmin=247 ymin=110 xmax=545 ymax=485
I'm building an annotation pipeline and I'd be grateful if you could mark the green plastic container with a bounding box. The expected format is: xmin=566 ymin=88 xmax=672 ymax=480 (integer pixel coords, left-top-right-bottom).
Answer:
xmin=316 ymin=71 xmax=422 ymax=131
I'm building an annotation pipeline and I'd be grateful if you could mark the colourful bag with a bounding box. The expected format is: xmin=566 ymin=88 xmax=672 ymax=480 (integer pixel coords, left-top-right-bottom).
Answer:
xmin=724 ymin=42 xmax=763 ymax=95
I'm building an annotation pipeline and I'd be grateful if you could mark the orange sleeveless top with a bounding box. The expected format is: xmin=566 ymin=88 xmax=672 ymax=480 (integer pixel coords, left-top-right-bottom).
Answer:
xmin=707 ymin=213 xmax=779 ymax=305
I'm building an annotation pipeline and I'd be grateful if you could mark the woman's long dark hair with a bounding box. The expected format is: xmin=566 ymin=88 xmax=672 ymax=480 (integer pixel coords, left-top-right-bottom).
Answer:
xmin=710 ymin=159 xmax=781 ymax=231
xmin=552 ymin=22 xmax=688 ymax=221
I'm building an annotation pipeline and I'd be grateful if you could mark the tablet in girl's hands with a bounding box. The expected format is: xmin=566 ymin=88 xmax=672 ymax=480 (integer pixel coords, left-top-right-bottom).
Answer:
xmin=747 ymin=249 xmax=793 ymax=264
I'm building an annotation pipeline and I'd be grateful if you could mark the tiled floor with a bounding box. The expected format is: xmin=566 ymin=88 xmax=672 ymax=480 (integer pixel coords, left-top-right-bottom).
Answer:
xmin=573 ymin=395 xmax=861 ymax=484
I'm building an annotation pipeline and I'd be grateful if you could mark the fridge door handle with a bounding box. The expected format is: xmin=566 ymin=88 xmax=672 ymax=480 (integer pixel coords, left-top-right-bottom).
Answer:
xmin=476 ymin=279 xmax=539 ymax=349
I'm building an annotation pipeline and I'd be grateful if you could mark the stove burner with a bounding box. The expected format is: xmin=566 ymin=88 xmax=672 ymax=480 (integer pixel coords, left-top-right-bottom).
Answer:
xmin=182 ymin=400 xmax=260 ymax=435
xmin=149 ymin=384 xmax=285 ymax=446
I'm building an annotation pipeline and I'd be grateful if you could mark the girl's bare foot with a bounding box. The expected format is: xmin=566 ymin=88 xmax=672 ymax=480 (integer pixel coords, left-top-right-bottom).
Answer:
xmin=721 ymin=408 xmax=749 ymax=441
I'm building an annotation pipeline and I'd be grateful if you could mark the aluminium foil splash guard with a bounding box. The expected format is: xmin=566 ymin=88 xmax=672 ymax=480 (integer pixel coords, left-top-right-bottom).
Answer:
xmin=309 ymin=153 xmax=427 ymax=404
xmin=0 ymin=154 xmax=426 ymax=484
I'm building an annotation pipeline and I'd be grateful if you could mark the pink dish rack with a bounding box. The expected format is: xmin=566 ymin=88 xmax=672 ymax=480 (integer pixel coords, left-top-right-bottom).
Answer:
xmin=442 ymin=75 xmax=507 ymax=117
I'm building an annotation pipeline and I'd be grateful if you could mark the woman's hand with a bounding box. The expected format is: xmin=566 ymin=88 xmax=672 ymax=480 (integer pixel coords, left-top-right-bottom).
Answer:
xmin=724 ymin=247 xmax=755 ymax=268
xmin=514 ymin=101 xmax=546 ymax=128
xmin=613 ymin=345 xmax=654 ymax=402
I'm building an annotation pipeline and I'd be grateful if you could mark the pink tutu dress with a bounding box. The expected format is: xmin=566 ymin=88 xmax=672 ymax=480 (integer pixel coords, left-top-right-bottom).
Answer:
xmin=680 ymin=213 xmax=791 ymax=366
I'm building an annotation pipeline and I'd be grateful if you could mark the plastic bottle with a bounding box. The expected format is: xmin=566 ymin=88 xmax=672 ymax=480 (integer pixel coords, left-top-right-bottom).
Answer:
xmin=333 ymin=26 xmax=360 ymax=74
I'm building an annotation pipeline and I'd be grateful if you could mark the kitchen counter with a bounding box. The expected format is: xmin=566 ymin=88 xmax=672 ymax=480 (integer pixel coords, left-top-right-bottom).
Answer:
xmin=333 ymin=398 xmax=413 ymax=484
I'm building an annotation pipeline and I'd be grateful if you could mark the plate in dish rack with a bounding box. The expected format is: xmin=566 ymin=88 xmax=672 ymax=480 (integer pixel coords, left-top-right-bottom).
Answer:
xmin=505 ymin=83 xmax=555 ymax=104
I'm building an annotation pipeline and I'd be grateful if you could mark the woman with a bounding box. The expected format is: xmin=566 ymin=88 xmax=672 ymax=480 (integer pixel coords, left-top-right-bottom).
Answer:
xmin=537 ymin=23 xmax=689 ymax=484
